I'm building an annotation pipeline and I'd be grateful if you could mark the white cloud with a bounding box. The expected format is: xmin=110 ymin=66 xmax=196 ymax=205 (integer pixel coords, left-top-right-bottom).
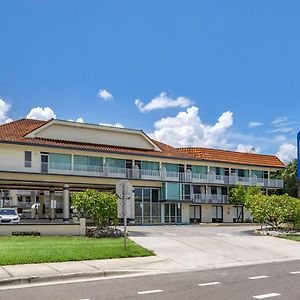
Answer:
xmin=149 ymin=106 xmax=233 ymax=148
xmin=4 ymin=118 xmax=13 ymax=124
xmin=68 ymin=117 xmax=84 ymax=123
xmin=98 ymin=89 xmax=113 ymax=101
xmin=0 ymin=98 xmax=11 ymax=124
xmin=99 ymin=122 xmax=124 ymax=128
xmin=236 ymin=144 xmax=260 ymax=153
xmin=272 ymin=116 xmax=289 ymax=125
xmin=276 ymin=143 xmax=297 ymax=162
xmin=26 ymin=107 xmax=56 ymax=120
xmin=248 ymin=121 xmax=263 ymax=128
xmin=135 ymin=92 xmax=192 ymax=113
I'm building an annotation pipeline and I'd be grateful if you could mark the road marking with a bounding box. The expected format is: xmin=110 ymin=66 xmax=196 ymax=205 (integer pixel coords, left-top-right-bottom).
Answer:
xmin=198 ymin=282 xmax=221 ymax=286
xmin=290 ymin=271 xmax=300 ymax=274
xmin=253 ymin=293 xmax=281 ymax=299
xmin=248 ymin=275 xmax=268 ymax=280
xmin=163 ymin=232 xmax=177 ymax=236
xmin=138 ymin=289 xmax=163 ymax=295
xmin=217 ymin=233 xmax=231 ymax=237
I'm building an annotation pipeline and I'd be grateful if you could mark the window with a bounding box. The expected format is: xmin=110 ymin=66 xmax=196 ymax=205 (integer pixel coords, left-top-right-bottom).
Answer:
xmin=49 ymin=153 xmax=72 ymax=170
xmin=238 ymin=169 xmax=249 ymax=177
xmin=25 ymin=151 xmax=32 ymax=168
xmin=192 ymin=166 xmax=207 ymax=174
xmin=252 ymin=170 xmax=263 ymax=178
xmin=106 ymin=158 xmax=125 ymax=169
xmin=162 ymin=163 xmax=178 ymax=173
xmin=211 ymin=187 xmax=218 ymax=195
xmin=74 ymin=155 xmax=103 ymax=171
xmin=141 ymin=161 xmax=159 ymax=171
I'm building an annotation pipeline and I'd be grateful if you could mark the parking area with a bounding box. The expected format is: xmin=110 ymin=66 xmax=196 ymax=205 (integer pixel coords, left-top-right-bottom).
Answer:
xmin=129 ymin=224 xmax=300 ymax=272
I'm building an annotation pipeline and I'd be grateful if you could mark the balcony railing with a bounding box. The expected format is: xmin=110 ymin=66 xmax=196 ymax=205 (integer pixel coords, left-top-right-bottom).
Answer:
xmin=192 ymin=194 xmax=229 ymax=204
xmin=0 ymin=160 xmax=284 ymax=188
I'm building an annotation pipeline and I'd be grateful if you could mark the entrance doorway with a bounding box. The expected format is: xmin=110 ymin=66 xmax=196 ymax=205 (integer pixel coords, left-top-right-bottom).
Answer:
xmin=164 ymin=203 xmax=182 ymax=223
xmin=190 ymin=205 xmax=201 ymax=222
xmin=233 ymin=206 xmax=244 ymax=223
xmin=212 ymin=205 xmax=223 ymax=223
xmin=134 ymin=188 xmax=160 ymax=224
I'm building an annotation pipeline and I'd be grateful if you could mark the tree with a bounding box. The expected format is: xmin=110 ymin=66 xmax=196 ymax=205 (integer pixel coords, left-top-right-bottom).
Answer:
xmin=72 ymin=190 xmax=118 ymax=228
xmin=270 ymin=159 xmax=298 ymax=197
xmin=228 ymin=184 xmax=247 ymax=205
xmin=245 ymin=193 xmax=300 ymax=230
xmin=229 ymin=185 xmax=261 ymax=205
xmin=282 ymin=159 xmax=298 ymax=197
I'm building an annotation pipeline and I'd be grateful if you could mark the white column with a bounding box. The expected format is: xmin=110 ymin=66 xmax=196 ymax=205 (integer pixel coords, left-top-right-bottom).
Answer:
xmin=50 ymin=189 xmax=55 ymax=220
xmin=63 ymin=184 xmax=70 ymax=222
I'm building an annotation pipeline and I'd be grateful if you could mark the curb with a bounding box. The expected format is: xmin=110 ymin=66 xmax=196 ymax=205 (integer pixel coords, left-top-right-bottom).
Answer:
xmin=0 ymin=270 xmax=142 ymax=287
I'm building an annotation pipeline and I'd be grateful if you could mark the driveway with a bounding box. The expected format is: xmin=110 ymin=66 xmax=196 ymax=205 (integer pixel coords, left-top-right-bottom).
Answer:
xmin=129 ymin=225 xmax=300 ymax=272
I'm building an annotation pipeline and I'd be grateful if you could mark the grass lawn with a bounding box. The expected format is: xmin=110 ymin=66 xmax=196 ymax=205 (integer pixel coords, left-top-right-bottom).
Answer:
xmin=280 ymin=235 xmax=300 ymax=242
xmin=0 ymin=236 xmax=154 ymax=266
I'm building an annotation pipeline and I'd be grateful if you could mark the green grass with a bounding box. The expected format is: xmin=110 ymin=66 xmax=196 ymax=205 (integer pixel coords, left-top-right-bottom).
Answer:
xmin=280 ymin=235 xmax=300 ymax=242
xmin=0 ymin=236 xmax=154 ymax=266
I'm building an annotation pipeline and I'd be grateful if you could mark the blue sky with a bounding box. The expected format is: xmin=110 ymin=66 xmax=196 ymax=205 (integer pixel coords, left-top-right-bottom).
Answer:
xmin=0 ymin=0 xmax=299 ymax=161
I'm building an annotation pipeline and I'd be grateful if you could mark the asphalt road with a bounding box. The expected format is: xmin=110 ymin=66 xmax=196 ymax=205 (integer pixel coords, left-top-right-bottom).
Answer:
xmin=2 ymin=260 xmax=300 ymax=300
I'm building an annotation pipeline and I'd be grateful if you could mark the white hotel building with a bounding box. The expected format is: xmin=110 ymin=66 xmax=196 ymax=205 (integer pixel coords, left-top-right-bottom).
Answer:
xmin=0 ymin=118 xmax=285 ymax=224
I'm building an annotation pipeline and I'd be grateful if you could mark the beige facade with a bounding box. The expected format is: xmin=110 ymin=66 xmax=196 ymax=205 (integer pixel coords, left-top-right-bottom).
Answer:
xmin=0 ymin=118 xmax=285 ymax=226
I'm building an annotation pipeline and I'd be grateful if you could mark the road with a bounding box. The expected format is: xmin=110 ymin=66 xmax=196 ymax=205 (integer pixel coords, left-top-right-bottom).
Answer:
xmin=1 ymin=260 xmax=300 ymax=300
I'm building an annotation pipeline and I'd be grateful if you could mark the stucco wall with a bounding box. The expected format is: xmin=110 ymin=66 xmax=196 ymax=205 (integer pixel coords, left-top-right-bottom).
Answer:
xmin=34 ymin=124 xmax=156 ymax=150
xmin=201 ymin=204 xmax=212 ymax=223
xmin=223 ymin=205 xmax=234 ymax=223
xmin=0 ymin=218 xmax=86 ymax=236
xmin=181 ymin=203 xmax=190 ymax=223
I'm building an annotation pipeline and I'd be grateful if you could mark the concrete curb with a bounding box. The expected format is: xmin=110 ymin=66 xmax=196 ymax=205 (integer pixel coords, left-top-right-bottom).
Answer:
xmin=0 ymin=270 xmax=143 ymax=287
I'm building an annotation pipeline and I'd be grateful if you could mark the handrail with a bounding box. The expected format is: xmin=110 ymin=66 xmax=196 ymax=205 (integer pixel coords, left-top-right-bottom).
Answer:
xmin=0 ymin=161 xmax=284 ymax=188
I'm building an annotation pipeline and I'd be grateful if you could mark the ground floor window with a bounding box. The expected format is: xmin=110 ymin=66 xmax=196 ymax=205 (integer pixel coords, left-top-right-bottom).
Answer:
xmin=212 ymin=205 xmax=223 ymax=223
xmin=190 ymin=205 xmax=201 ymax=222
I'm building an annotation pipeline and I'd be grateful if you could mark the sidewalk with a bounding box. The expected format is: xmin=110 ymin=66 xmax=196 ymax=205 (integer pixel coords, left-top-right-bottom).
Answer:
xmin=0 ymin=256 xmax=171 ymax=287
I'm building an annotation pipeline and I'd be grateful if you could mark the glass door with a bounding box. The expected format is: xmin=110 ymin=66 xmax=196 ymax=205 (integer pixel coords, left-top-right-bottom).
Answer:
xmin=164 ymin=203 xmax=182 ymax=224
xmin=190 ymin=205 xmax=201 ymax=222
xmin=233 ymin=206 xmax=243 ymax=223
xmin=41 ymin=153 xmax=49 ymax=173
xmin=212 ymin=205 xmax=223 ymax=223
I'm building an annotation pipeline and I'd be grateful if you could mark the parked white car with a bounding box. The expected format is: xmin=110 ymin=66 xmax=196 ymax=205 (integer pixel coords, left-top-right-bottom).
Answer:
xmin=0 ymin=208 xmax=20 ymax=224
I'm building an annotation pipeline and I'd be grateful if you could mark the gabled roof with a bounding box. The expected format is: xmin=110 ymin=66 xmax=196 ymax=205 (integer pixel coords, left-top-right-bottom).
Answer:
xmin=178 ymin=147 xmax=285 ymax=168
xmin=0 ymin=119 xmax=195 ymax=160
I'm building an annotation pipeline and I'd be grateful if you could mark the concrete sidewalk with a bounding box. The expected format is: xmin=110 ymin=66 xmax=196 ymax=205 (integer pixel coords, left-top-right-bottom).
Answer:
xmin=0 ymin=256 xmax=170 ymax=287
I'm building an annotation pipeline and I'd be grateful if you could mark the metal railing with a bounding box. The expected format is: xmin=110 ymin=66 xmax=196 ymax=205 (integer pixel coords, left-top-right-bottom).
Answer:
xmin=192 ymin=194 xmax=229 ymax=204
xmin=0 ymin=160 xmax=284 ymax=188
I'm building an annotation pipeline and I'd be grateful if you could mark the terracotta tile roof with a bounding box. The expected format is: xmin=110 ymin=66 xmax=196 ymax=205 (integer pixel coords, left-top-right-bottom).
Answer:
xmin=0 ymin=119 xmax=285 ymax=168
xmin=178 ymin=147 xmax=285 ymax=168
xmin=0 ymin=119 xmax=195 ymax=160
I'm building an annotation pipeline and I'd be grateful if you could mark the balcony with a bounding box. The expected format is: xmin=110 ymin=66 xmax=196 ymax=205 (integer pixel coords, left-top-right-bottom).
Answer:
xmin=192 ymin=194 xmax=229 ymax=204
xmin=0 ymin=161 xmax=284 ymax=189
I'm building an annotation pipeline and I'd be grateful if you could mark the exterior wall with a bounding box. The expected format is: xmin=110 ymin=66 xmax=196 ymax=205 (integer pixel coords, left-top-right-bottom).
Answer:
xmin=34 ymin=124 xmax=156 ymax=150
xmin=0 ymin=218 xmax=86 ymax=236
xmin=0 ymin=143 xmax=282 ymax=172
xmin=181 ymin=203 xmax=190 ymax=223
xmin=201 ymin=204 xmax=212 ymax=222
xmin=223 ymin=205 xmax=234 ymax=223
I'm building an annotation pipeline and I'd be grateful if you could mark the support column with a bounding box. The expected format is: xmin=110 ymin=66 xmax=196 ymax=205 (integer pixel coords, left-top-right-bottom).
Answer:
xmin=63 ymin=185 xmax=70 ymax=222
xmin=49 ymin=189 xmax=55 ymax=220
xmin=39 ymin=191 xmax=45 ymax=217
